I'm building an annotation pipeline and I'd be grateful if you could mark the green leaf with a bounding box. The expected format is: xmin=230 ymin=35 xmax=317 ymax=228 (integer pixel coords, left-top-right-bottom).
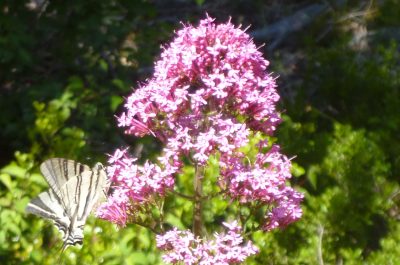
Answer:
xmin=1 ymin=163 xmax=26 ymax=179
xmin=291 ymin=162 xmax=305 ymax=177
xmin=1 ymin=210 xmax=21 ymax=235
xmin=66 ymin=76 xmax=84 ymax=91
xmin=112 ymin=79 xmax=128 ymax=91
xmin=0 ymin=196 xmax=12 ymax=207
xmin=99 ymin=59 xmax=108 ymax=71
xmin=195 ymin=0 xmax=205 ymax=6
xmin=15 ymin=197 xmax=30 ymax=214
xmin=307 ymin=165 xmax=319 ymax=190
xmin=0 ymin=173 xmax=13 ymax=191
xmin=110 ymin=95 xmax=123 ymax=112
xmin=129 ymin=252 xmax=148 ymax=265
xmin=165 ymin=213 xmax=185 ymax=230
xmin=29 ymin=173 xmax=47 ymax=186
xmin=32 ymin=101 xmax=45 ymax=112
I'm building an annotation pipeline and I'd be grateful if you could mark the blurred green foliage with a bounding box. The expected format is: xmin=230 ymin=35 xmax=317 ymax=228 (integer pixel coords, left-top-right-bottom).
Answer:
xmin=1 ymin=1 xmax=400 ymax=264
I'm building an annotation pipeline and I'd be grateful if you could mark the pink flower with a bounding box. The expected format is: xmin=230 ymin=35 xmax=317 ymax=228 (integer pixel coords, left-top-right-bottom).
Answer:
xmin=219 ymin=143 xmax=303 ymax=229
xmin=156 ymin=222 xmax=258 ymax=264
xmin=96 ymin=149 xmax=177 ymax=226
xmin=119 ymin=16 xmax=280 ymax=149
xmin=96 ymin=188 xmax=129 ymax=226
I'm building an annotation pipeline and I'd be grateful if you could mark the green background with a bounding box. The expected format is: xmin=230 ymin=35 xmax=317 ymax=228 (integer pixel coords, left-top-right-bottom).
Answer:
xmin=1 ymin=1 xmax=400 ymax=264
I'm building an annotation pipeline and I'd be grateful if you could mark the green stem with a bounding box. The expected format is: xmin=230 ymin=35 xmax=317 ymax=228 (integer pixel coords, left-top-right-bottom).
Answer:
xmin=193 ymin=164 xmax=204 ymax=237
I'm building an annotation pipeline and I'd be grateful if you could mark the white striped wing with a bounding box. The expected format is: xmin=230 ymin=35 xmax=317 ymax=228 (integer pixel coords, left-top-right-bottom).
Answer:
xmin=26 ymin=159 xmax=109 ymax=250
xmin=40 ymin=158 xmax=91 ymax=199
xmin=60 ymin=163 xmax=108 ymax=220
xmin=25 ymin=190 xmax=70 ymax=238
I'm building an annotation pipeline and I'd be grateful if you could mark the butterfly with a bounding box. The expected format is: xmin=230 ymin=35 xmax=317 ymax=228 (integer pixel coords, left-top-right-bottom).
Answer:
xmin=26 ymin=158 xmax=109 ymax=251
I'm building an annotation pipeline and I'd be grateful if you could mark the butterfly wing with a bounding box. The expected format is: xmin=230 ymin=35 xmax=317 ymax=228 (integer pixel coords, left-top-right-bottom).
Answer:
xmin=58 ymin=163 xmax=109 ymax=247
xmin=26 ymin=190 xmax=70 ymax=240
xmin=40 ymin=158 xmax=91 ymax=198
xmin=27 ymin=159 xmax=109 ymax=249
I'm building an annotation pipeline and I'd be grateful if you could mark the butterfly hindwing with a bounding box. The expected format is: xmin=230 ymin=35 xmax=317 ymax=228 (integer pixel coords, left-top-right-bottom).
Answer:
xmin=60 ymin=163 xmax=108 ymax=221
xmin=25 ymin=190 xmax=70 ymax=239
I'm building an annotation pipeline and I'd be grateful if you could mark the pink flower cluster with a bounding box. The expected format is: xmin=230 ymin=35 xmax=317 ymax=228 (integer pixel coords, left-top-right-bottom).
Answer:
xmin=98 ymin=15 xmax=303 ymax=263
xmin=220 ymin=143 xmax=303 ymax=230
xmin=96 ymin=148 xmax=177 ymax=226
xmin=156 ymin=221 xmax=258 ymax=265
xmin=117 ymin=16 xmax=281 ymax=166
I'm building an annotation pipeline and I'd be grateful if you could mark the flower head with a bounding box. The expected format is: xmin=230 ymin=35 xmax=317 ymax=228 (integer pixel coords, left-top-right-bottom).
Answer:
xmin=118 ymin=15 xmax=280 ymax=166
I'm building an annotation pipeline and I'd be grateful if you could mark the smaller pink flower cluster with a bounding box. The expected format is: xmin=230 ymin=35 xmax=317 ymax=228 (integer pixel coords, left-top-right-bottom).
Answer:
xmin=156 ymin=221 xmax=258 ymax=265
xmin=219 ymin=143 xmax=303 ymax=230
xmin=96 ymin=148 xmax=177 ymax=226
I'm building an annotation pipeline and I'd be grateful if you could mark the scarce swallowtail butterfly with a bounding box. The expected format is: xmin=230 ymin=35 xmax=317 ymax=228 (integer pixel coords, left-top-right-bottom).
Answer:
xmin=26 ymin=158 xmax=109 ymax=251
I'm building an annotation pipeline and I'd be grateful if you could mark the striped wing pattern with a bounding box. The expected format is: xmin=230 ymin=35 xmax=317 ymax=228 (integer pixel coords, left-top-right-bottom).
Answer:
xmin=26 ymin=158 xmax=108 ymax=250
xmin=40 ymin=158 xmax=91 ymax=198
xmin=25 ymin=190 xmax=70 ymax=238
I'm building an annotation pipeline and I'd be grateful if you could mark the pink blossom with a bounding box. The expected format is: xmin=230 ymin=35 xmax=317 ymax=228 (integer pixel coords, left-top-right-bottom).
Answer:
xmin=96 ymin=188 xmax=129 ymax=227
xmin=97 ymin=148 xmax=177 ymax=226
xmin=119 ymin=16 xmax=280 ymax=149
xmin=219 ymin=143 xmax=303 ymax=229
xmin=156 ymin=221 xmax=258 ymax=265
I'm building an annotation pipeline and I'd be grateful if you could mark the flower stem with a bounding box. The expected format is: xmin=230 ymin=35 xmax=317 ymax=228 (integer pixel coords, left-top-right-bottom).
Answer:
xmin=193 ymin=164 xmax=204 ymax=237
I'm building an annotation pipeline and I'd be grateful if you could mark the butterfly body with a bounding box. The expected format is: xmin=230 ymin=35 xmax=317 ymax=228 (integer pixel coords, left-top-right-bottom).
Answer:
xmin=26 ymin=159 xmax=109 ymax=250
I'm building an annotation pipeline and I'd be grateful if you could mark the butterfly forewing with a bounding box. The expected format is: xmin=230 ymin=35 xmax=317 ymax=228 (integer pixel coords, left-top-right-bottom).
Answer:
xmin=40 ymin=158 xmax=91 ymax=198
